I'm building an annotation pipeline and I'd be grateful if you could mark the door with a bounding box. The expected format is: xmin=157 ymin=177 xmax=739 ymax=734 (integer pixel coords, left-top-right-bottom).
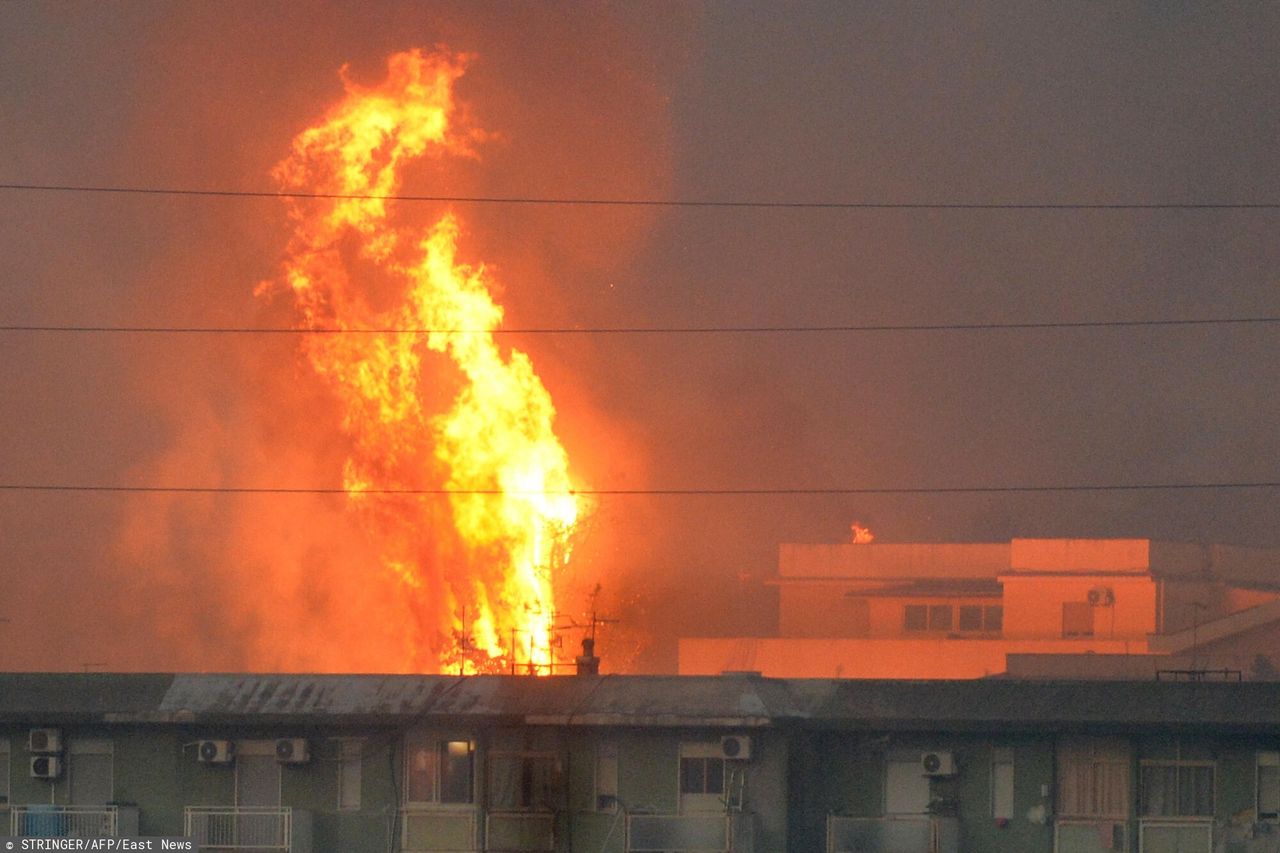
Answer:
xmin=236 ymin=746 xmax=282 ymax=846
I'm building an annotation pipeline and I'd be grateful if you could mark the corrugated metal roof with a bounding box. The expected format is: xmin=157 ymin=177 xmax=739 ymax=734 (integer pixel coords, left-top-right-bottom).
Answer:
xmin=1 ymin=672 xmax=1279 ymax=731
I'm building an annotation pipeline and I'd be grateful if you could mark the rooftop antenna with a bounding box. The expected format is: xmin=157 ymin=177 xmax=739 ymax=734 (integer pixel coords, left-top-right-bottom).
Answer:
xmin=562 ymin=583 xmax=618 ymax=675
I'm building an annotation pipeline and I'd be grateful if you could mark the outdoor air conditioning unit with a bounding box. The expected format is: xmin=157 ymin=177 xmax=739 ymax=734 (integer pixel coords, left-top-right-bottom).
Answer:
xmin=31 ymin=755 xmax=62 ymax=779
xmin=29 ymin=728 xmax=62 ymax=753
xmin=720 ymin=735 xmax=752 ymax=760
xmin=197 ymin=740 xmax=235 ymax=764
xmin=1087 ymin=587 xmax=1116 ymax=607
xmin=275 ymin=738 xmax=310 ymax=764
xmin=921 ymin=751 xmax=956 ymax=776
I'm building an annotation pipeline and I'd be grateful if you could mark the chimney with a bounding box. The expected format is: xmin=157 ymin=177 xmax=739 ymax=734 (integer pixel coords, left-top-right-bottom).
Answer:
xmin=575 ymin=638 xmax=600 ymax=675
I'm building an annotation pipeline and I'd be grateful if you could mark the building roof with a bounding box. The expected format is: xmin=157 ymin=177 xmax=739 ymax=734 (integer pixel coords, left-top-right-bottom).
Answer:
xmin=2 ymin=673 xmax=1280 ymax=733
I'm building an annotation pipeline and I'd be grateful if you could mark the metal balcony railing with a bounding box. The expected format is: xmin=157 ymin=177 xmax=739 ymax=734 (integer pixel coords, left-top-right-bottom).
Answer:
xmin=10 ymin=805 xmax=119 ymax=838
xmin=826 ymin=814 xmax=960 ymax=853
xmin=400 ymin=808 xmax=479 ymax=852
xmin=184 ymin=806 xmax=292 ymax=850
xmin=626 ymin=813 xmax=732 ymax=852
xmin=484 ymin=811 xmax=556 ymax=852
xmin=1054 ymin=817 xmax=1130 ymax=853
xmin=1137 ymin=818 xmax=1212 ymax=853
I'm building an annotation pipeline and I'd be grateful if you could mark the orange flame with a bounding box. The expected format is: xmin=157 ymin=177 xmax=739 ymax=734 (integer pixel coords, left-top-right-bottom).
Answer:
xmin=266 ymin=49 xmax=580 ymax=673
xmin=851 ymin=522 xmax=875 ymax=545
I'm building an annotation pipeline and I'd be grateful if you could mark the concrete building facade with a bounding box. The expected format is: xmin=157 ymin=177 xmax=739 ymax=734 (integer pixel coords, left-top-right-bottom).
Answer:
xmin=679 ymin=539 xmax=1280 ymax=680
xmin=2 ymin=673 xmax=1280 ymax=852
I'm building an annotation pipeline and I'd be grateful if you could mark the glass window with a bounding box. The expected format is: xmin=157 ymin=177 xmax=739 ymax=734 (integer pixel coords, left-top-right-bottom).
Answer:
xmin=984 ymin=605 xmax=1004 ymax=632
xmin=1062 ymin=602 xmax=1094 ymax=637
xmin=1140 ymin=763 xmax=1214 ymax=817
xmin=679 ymin=757 xmax=724 ymax=795
xmin=992 ymin=748 xmax=1014 ymax=819
xmin=406 ymin=738 xmax=473 ymax=804
xmin=488 ymin=753 xmax=558 ymax=811
xmin=904 ymin=605 xmax=927 ymax=631
xmin=338 ymin=740 xmax=363 ymax=810
xmin=928 ymin=605 xmax=953 ymax=631
xmin=1057 ymin=738 xmax=1130 ymax=818
xmin=959 ymin=606 xmax=983 ymax=631
xmin=594 ymin=744 xmax=618 ymax=812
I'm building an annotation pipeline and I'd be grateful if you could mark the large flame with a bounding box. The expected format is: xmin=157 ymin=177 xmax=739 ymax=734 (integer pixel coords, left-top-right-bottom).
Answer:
xmin=266 ymin=49 xmax=580 ymax=673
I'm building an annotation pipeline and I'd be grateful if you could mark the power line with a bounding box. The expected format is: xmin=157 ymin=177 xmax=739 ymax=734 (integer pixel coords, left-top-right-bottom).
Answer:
xmin=0 ymin=482 xmax=1275 ymax=496
xmin=3 ymin=182 xmax=1280 ymax=210
xmin=3 ymin=317 xmax=1278 ymax=336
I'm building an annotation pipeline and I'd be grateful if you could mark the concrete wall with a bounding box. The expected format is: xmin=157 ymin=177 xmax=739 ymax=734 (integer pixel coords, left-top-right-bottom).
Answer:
xmin=778 ymin=586 xmax=998 ymax=638
xmin=1010 ymin=538 xmax=1150 ymax=572
xmin=779 ymin=543 xmax=1009 ymax=579
xmin=1001 ymin=574 xmax=1157 ymax=640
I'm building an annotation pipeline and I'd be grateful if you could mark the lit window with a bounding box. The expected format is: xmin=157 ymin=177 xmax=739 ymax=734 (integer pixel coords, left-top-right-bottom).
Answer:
xmin=406 ymin=737 xmax=473 ymax=804
xmin=904 ymin=605 xmax=928 ymax=632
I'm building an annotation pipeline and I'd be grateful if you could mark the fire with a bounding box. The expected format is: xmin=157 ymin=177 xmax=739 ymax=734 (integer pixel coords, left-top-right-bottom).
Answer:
xmin=851 ymin=522 xmax=875 ymax=545
xmin=266 ymin=49 xmax=580 ymax=673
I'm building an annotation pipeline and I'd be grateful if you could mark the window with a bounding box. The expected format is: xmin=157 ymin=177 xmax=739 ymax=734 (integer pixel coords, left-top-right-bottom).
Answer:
xmin=679 ymin=757 xmax=724 ymax=795
xmin=984 ymin=605 xmax=1003 ymax=633
xmin=885 ymin=753 xmax=930 ymax=815
xmin=1259 ymin=752 xmax=1279 ymax=820
xmin=1140 ymin=762 xmax=1214 ymax=817
xmin=991 ymin=748 xmax=1014 ymax=820
xmin=337 ymin=739 xmax=363 ymax=811
xmin=488 ymin=752 xmax=559 ymax=811
xmin=928 ymin=605 xmax=953 ymax=631
xmin=1057 ymin=738 xmax=1130 ymax=818
xmin=1062 ymin=601 xmax=1094 ymax=637
xmin=904 ymin=605 xmax=927 ymax=631
xmin=0 ymin=737 xmax=8 ymax=806
xmin=406 ymin=738 xmax=474 ymax=804
xmin=594 ymin=743 xmax=618 ymax=812
xmin=959 ymin=606 xmax=983 ymax=631
xmin=68 ymin=739 xmax=113 ymax=806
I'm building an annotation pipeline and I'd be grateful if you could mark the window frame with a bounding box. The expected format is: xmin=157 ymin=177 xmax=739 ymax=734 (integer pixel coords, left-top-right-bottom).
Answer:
xmin=486 ymin=750 xmax=561 ymax=813
xmin=991 ymin=747 xmax=1014 ymax=820
xmin=1138 ymin=759 xmax=1215 ymax=818
xmin=335 ymin=738 xmax=364 ymax=812
xmin=592 ymin=743 xmax=619 ymax=813
xmin=404 ymin=736 xmax=475 ymax=807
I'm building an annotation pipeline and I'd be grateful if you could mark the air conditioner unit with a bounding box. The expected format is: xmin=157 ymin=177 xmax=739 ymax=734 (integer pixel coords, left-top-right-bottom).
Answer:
xmin=275 ymin=738 xmax=310 ymax=764
xmin=31 ymin=755 xmax=62 ymax=779
xmin=921 ymin=751 xmax=956 ymax=776
xmin=197 ymin=740 xmax=235 ymax=764
xmin=1087 ymin=587 xmax=1116 ymax=607
xmin=28 ymin=728 xmax=62 ymax=753
xmin=720 ymin=735 xmax=752 ymax=760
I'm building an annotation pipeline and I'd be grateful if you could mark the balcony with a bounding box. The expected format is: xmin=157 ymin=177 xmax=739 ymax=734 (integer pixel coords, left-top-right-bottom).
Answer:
xmin=183 ymin=806 xmax=312 ymax=852
xmin=485 ymin=812 xmax=555 ymax=852
xmin=401 ymin=808 xmax=478 ymax=852
xmin=626 ymin=813 xmax=753 ymax=852
xmin=1054 ymin=818 xmax=1129 ymax=853
xmin=826 ymin=815 xmax=959 ymax=853
xmin=1137 ymin=819 xmax=1212 ymax=853
xmin=10 ymin=805 xmax=138 ymax=838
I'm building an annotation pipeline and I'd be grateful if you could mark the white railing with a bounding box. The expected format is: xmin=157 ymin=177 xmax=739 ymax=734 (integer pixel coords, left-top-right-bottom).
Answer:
xmin=10 ymin=805 xmax=118 ymax=838
xmin=400 ymin=808 xmax=478 ymax=852
xmin=1138 ymin=819 xmax=1212 ymax=853
xmin=1055 ymin=818 xmax=1130 ymax=853
xmin=827 ymin=814 xmax=952 ymax=853
xmin=627 ymin=813 xmax=730 ymax=852
xmin=184 ymin=806 xmax=292 ymax=849
xmin=485 ymin=811 xmax=555 ymax=851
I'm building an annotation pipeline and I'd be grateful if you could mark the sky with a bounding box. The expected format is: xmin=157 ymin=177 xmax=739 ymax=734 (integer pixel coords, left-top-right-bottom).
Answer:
xmin=1 ymin=2 xmax=1277 ymax=673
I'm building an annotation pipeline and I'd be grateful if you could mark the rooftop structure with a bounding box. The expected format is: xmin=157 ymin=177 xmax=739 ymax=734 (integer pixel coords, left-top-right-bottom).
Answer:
xmin=680 ymin=538 xmax=1280 ymax=679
